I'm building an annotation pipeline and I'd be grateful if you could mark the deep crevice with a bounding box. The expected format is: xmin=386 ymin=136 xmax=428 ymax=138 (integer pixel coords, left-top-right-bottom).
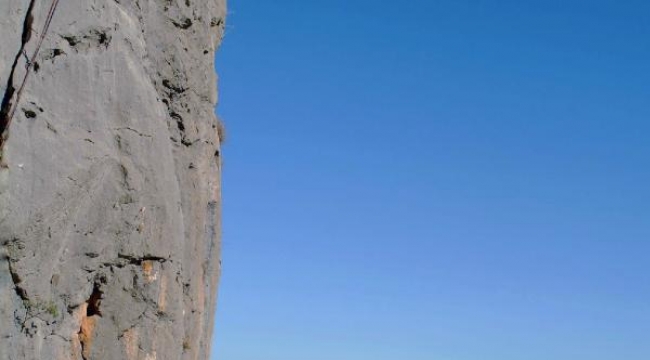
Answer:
xmin=7 ymin=260 xmax=28 ymax=301
xmin=22 ymin=109 xmax=36 ymax=118
xmin=162 ymin=79 xmax=185 ymax=94
xmin=171 ymin=17 xmax=193 ymax=29
xmin=0 ymin=0 xmax=35 ymax=143
xmin=1 ymin=0 xmax=62 ymax=158
xmin=170 ymin=111 xmax=185 ymax=132
xmin=117 ymin=254 xmax=168 ymax=265
xmin=78 ymin=279 xmax=105 ymax=360
xmin=87 ymin=283 xmax=103 ymax=317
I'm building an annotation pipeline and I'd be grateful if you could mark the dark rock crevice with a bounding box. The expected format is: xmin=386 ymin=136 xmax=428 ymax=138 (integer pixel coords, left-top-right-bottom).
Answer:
xmin=0 ymin=0 xmax=36 ymax=150
xmin=4 ymin=240 xmax=29 ymax=304
xmin=7 ymin=261 xmax=28 ymax=302
xmin=1 ymin=0 xmax=61 ymax=162
xmin=61 ymin=27 xmax=113 ymax=52
xmin=117 ymin=254 xmax=169 ymax=265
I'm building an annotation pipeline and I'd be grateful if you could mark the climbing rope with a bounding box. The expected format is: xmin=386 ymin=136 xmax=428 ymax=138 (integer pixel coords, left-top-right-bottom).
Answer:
xmin=2 ymin=0 xmax=61 ymax=139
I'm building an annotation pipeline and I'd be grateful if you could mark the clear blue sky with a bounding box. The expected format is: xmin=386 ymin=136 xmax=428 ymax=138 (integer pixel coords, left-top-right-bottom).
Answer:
xmin=211 ymin=1 xmax=650 ymax=359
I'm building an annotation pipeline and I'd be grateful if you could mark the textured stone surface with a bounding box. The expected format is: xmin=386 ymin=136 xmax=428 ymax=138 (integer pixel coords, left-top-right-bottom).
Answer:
xmin=0 ymin=0 xmax=225 ymax=359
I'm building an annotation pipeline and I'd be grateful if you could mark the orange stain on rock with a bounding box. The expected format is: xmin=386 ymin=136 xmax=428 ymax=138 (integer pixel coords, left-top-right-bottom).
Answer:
xmin=122 ymin=328 xmax=139 ymax=360
xmin=77 ymin=303 xmax=97 ymax=360
xmin=158 ymin=275 xmax=167 ymax=312
xmin=142 ymin=260 xmax=157 ymax=282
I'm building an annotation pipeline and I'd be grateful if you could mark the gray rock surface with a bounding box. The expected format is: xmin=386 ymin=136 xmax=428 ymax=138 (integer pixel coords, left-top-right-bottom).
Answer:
xmin=0 ymin=0 xmax=226 ymax=359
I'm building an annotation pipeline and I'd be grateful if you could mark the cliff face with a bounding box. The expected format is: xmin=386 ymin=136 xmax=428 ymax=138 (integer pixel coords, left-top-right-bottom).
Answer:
xmin=0 ymin=0 xmax=225 ymax=359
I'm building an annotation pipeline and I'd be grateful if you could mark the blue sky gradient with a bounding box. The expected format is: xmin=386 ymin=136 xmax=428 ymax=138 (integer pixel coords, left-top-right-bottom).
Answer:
xmin=211 ymin=1 xmax=650 ymax=359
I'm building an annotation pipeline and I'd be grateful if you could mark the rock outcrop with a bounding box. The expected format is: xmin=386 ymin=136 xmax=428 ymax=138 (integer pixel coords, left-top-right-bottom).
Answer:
xmin=0 ymin=0 xmax=226 ymax=359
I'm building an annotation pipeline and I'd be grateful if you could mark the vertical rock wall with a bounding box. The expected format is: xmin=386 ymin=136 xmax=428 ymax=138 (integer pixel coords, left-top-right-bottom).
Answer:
xmin=0 ymin=0 xmax=226 ymax=359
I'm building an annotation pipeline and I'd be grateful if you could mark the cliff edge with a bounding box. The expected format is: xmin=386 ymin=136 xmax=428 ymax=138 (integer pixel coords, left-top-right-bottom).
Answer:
xmin=0 ymin=0 xmax=226 ymax=359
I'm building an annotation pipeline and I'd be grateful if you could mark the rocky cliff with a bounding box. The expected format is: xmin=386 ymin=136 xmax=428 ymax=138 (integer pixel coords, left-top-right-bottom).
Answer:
xmin=0 ymin=0 xmax=226 ymax=359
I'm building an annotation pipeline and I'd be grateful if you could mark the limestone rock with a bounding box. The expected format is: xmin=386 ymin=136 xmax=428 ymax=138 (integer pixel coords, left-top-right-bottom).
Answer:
xmin=0 ymin=0 xmax=226 ymax=359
